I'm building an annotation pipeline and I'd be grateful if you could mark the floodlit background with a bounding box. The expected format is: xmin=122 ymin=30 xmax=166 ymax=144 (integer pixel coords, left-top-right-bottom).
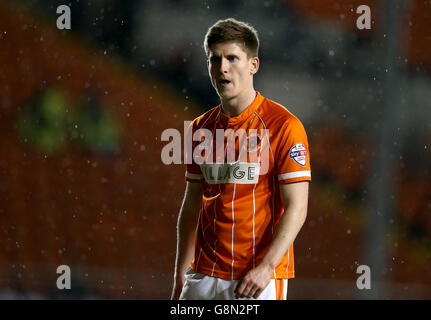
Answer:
xmin=0 ymin=0 xmax=430 ymax=299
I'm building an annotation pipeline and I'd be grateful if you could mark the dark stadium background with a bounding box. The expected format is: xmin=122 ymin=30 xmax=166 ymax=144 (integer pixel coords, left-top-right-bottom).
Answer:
xmin=0 ymin=0 xmax=430 ymax=299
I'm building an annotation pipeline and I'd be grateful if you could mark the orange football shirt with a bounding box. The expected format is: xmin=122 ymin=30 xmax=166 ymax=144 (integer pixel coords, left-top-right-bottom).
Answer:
xmin=185 ymin=91 xmax=311 ymax=280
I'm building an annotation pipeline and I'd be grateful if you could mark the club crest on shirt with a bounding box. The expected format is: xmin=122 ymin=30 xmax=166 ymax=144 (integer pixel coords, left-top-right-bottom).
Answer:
xmin=289 ymin=143 xmax=307 ymax=166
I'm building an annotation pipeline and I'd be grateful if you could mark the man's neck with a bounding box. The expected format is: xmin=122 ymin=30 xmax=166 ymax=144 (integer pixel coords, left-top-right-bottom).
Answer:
xmin=221 ymin=89 xmax=257 ymax=117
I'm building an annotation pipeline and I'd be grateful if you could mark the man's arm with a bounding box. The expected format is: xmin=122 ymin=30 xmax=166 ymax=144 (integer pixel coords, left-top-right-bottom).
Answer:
xmin=235 ymin=181 xmax=309 ymax=299
xmin=170 ymin=181 xmax=203 ymax=300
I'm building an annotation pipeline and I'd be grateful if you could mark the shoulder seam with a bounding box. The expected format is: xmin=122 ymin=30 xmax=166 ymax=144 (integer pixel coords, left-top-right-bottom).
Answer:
xmin=195 ymin=106 xmax=220 ymax=130
xmin=263 ymin=98 xmax=298 ymax=119
xmin=254 ymin=111 xmax=275 ymax=162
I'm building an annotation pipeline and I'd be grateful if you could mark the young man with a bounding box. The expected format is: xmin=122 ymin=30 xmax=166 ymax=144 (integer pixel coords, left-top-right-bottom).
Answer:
xmin=171 ymin=18 xmax=311 ymax=300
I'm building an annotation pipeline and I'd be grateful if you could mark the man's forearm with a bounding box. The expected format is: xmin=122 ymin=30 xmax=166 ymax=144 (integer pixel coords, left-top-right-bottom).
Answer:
xmin=260 ymin=205 xmax=307 ymax=270
xmin=174 ymin=212 xmax=197 ymax=278
xmin=171 ymin=182 xmax=202 ymax=299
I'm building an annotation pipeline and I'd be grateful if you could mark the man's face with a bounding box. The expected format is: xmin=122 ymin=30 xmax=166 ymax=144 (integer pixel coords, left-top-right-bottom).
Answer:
xmin=207 ymin=41 xmax=259 ymax=100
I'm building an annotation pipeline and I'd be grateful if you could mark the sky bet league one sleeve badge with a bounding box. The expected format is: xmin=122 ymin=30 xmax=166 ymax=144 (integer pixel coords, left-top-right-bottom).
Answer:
xmin=289 ymin=142 xmax=307 ymax=167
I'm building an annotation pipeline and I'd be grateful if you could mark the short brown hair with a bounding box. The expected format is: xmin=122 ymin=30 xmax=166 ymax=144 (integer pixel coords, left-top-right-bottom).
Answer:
xmin=204 ymin=18 xmax=259 ymax=58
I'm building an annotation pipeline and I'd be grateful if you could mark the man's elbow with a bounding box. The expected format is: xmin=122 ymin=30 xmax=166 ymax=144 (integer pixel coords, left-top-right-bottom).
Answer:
xmin=285 ymin=204 xmax=308 ymax=226
xmin=299 ymin=207 xmax=308 ymax=226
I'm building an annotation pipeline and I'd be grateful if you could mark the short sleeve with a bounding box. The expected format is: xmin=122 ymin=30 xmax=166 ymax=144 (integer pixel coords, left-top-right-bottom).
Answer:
xmin=275 ymin=117 xmax=311 ymax=184
xmin=184 ymin=120 xmax=204 ymax=183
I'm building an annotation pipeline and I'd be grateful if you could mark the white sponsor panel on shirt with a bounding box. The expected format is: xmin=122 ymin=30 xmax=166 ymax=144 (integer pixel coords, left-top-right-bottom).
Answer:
xmin=200 ymin=162 xmax=260 ymax=184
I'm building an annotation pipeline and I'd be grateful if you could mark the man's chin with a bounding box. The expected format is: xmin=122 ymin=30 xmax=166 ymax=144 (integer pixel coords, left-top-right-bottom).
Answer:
xmin=217 ymin=90 xmax=235 ymax=100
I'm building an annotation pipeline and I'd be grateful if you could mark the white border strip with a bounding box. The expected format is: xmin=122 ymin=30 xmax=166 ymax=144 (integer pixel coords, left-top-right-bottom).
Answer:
xmin=278 ymin=170 xmax=311 ymax=181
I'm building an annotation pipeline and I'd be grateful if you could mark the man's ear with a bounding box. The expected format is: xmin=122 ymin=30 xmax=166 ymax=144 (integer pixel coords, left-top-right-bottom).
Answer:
xmin=250 ymin=57 xmax=259 ymax=75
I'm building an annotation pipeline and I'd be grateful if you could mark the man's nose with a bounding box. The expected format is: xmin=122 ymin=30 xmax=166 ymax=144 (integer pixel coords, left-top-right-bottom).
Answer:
xmin=219 ymin=57 xmax=229 ymax=73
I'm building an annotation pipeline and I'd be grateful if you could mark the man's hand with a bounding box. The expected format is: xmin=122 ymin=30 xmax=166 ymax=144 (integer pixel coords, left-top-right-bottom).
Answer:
xmin=234 ymin=262 xmax=273 ymax=299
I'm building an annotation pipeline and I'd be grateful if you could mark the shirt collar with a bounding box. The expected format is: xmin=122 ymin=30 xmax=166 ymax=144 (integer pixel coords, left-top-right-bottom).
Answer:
xmin=218 ymin=91 xmax=264 ymax=126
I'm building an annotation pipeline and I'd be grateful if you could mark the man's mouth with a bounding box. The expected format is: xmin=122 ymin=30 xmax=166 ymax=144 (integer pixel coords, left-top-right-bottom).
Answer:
xmin=219 ymin=79 xmax=231 ymax=85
